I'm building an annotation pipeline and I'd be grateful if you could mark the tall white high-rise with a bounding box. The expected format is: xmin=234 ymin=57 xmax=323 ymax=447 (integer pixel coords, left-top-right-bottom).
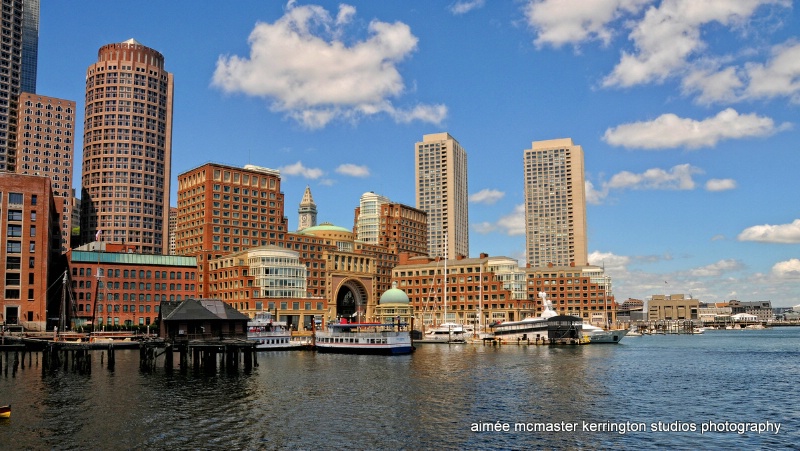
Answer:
xmin=355 ymin=191 xmax=389 ymax=244
xmin=523 ymin=138 xmax=588 ymax=268
xmin=415 ymin=132 xmax=469 ymax=259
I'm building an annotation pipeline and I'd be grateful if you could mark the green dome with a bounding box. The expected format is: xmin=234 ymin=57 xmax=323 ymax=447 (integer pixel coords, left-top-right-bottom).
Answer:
xmin=380 ymin=282 xmax=409 ymax=305
xmin=298 ymin=222 xmax=352 ymax=234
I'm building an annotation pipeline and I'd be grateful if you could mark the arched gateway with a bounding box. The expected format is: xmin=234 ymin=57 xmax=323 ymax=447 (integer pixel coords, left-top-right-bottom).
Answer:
xmin=335 ymin=279 xmax=369 ymax=322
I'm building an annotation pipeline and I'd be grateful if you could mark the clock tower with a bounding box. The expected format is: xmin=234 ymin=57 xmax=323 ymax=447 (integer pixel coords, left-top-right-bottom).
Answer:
xmin=298 ymin=185 xmax=317 ymax=231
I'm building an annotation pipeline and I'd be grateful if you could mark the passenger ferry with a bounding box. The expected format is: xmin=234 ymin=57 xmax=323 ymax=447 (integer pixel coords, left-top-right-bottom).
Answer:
xmin=247 ymin=312 xmax=307 ymax=351
xmin=314 ymin=321 xmax=414 ymax=355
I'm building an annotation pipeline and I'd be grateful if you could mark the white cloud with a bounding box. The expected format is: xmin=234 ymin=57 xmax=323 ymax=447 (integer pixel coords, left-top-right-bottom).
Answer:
xmin=525 ymin=0 xmax=651 ymax=49
xmin=682 ymin=41 xmax=800 ymax=104
xmin=588 ymin=250 xmax=631 ymax=273
xmin=705 ymin=178 xmax=737 ymax=192
xmin=603 ymin=108 xmax=786 ymax=150
xmin=279 ymin=161 xmax=324 ymax=179
xmin=587 ymin=164 xmax=702 ymax=204
xmin=473 ymin=204 xmax=525 ymax=236
xmin=772 ymin=259 xmax=800 ymax=278
xmin=212 ymin=2 xmax=445 ymax=128
xmin=335 ymin=164 xmax=370 ymax=178
xmin=608 ymin=164 xmax=701 ymax=190
xmin=602 ymin=0 xmax=782 ymax=88
xmin=450 ymin=0 xmax=485 ymax=15
xmin=743 ymin=41 xmax=800 ymax=103
xmin=585 ymin=180 xmax=607 ymax=205
xmin=469 ymin=189 xmax=505 ymax=205
xmin=689 ymin=259 xmax=744 ymax=277
xmin=738 ymin=219 xmax=800 ymax=243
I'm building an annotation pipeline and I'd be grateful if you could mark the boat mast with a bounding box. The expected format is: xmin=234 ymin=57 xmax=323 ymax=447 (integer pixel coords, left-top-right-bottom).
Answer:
xmin=58 ymin=271 xmax=67 ymax=333
xmin=443 ymin=232 xmax=447 ymax=325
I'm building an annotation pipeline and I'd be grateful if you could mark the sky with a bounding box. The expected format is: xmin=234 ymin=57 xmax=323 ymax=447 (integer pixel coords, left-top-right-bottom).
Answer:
xmin=37 ymin=0 xmax=800 ymax=306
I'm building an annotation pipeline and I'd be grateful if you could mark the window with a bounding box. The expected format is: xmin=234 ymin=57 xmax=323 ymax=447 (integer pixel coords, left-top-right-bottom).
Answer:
xmin=8 ymin=210 xmax=22 ymax=221
xmin=6 ymin=256 xmax=21 ymax=270
xmin=6 ymin=241 xmax=21 ymax=253
xmin=8 ymin=193 xmax=23 ymax=204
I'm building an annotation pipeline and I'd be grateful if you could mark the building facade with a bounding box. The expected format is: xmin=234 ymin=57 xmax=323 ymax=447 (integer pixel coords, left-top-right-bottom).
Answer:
xmin=15 ymin=93 xmax=76 ymax=251
xmin=525 ymin=264 xmax=617 ymax=326
xmin=0 ymin=172 xmax=61 ymax=331
xmin=415 ymin=132 xmax=469 ymax=259
xmin=0 ymin=0 xmax=39 ymax=173
xmin=647 ymin=294 xmax=699 ymax=321
xmin=67 ymin=243 xmax=197 ymax=329
xmin=392 ymin=253 xmax=530 ymax=330
xmin=168 ymin=206 xmax=176 ymax=254
xmin=80 ymin=39 xmax=174 ymax=254
xmin=354 ymin=191 xmax=428 ymax=257
xmin=523 ymin=138 xmax=588 ymax=267
xmin=175 ymin=162 xmax=288 ymax=297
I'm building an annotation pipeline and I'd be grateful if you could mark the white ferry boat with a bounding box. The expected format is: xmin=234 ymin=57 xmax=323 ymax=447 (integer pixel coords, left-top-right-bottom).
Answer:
xmin=247 ymin=312 xmax=307 ymax=351
xmin=314 ymin=322 xmax=414 ymax=355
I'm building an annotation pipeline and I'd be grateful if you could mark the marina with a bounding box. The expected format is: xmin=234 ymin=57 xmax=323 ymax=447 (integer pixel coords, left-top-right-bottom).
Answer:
xmin=1 ymin=327 xmax=797 ymax=449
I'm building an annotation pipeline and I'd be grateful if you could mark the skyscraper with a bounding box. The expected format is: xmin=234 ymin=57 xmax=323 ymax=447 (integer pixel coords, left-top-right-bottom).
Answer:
xmin=523 ymin=138 xmax=588 ymax=268
xmin=15 ymin=93 xmax=76 ymax=252
xmin=0 ymin=0 xmax=39 ymax=173
xmin=354 ymin=191 xmax=428 ymax=257
xmin=415 ymin=132 xmax=469 ymax=259
xmin=80 ymin=39 xmax=174 ymax=254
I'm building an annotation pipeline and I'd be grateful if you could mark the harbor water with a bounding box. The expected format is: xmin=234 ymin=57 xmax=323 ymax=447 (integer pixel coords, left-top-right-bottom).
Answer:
xmin=1 ymin=328 xmax=798 ymax=450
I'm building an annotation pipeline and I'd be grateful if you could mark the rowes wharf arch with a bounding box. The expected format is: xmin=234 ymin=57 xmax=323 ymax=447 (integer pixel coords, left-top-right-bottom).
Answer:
xmin=331 ymin=277 xmax=374 ymax=323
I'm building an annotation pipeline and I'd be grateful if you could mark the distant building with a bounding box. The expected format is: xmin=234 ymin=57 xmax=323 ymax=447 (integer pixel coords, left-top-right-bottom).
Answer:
xmin=0 ymin=173 xmax=61 ymax=331
xmin=297 ymin=185 xmax=317 ymax=232
xmin=415 ymin=132 xmax=469 ymax=259
xmin=80 ymin=39 xmax=174 ymax=254
xmin=354 ymin=191 xmax=428 ymax=257
xmin=647 ymin=294 xmax=699 ymax=321
xmin=698 ymin=302 xmax=731 ymax=324
xmin=728 ymin=300 xmax=773 ymax=322
xmin=67 ymin=243 xmax=197 ymax=328
xmin=524 ymin=138 xmax=588 ymax=268
xmin=15 ymin=93 xmax=76 ymax=252
xmin=168 ymin=207 xmax=177 ymax=255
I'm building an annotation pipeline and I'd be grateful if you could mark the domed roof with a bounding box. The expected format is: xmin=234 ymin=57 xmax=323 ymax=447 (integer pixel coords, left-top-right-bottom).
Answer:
xmin=298 ymin=222 xmax=351 ymax=234
xmin=380 ymin=282 xmax=409 ymax=305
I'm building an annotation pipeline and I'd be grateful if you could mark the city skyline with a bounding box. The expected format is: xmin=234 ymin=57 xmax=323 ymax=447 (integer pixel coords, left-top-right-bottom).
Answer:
xmin=36 ymin=1 xmax=800 ymax=305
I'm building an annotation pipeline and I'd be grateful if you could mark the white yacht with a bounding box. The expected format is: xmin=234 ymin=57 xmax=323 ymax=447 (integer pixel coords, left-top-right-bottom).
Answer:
xmin=581 ymin=323 xmax=629 ymax=344
xmin=490 ymin=292 xmax=558 ymax=342
xmin=416 ymin=322 xmax=467 ymax=343
xmin=247 ymin=312 xmax=307 ymax=351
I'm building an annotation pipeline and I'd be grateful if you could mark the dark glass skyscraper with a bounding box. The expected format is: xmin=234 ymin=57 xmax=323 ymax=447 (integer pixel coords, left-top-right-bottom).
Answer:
xmin=0 ymin=0 xmax=38 ymax=173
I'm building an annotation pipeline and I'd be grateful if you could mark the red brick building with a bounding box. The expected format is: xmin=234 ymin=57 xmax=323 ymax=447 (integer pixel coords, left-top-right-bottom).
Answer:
xmin=67 ymin=242 xmax=197 ymax=329
xmin=0 ymin=173 xmax=62 ymax=331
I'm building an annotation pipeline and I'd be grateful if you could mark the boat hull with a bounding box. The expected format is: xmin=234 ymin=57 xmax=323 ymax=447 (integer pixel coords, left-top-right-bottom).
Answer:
xmin=585 ymin=329 xmax=629 ymax=344
xmin=314 ymin=343 xmax=413 ymax=355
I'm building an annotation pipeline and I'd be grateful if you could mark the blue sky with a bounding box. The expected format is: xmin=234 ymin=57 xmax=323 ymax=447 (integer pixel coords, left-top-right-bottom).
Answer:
xmin=38 ymin=1 xmax=800 ymax=306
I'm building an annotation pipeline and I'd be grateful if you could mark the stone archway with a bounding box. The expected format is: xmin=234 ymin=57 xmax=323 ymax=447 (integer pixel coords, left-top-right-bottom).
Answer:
xmin=335 ymin=279 xmax=369 ymax=322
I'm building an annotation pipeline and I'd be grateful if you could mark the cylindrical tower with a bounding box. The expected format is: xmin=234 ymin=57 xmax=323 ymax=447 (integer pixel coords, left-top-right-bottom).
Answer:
xmin=80 ymin=39 xmax=174 ymax=254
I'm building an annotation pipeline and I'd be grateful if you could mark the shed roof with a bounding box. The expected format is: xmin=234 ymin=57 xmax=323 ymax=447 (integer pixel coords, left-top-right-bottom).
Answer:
xmin=161 ymin=299 xmax=250 ymax=322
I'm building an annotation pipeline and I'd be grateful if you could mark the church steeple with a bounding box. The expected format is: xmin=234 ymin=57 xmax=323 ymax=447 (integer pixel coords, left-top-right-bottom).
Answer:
xmin=298 ymin=185 xmax=317 ymax=231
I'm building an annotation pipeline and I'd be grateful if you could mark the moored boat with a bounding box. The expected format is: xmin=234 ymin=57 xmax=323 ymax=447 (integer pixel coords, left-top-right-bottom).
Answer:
xmin=582 ymin=323 xmax=629 ymax=344
xmin=416 ymin=322 xmax=467 ymax=343
xmin=247 ymin=312 xmax=308 ymax=351
xmin=490 ymin=291 xmax=557 ymax=343
xmin=314 ymin=322 xmax=414 ymax=355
